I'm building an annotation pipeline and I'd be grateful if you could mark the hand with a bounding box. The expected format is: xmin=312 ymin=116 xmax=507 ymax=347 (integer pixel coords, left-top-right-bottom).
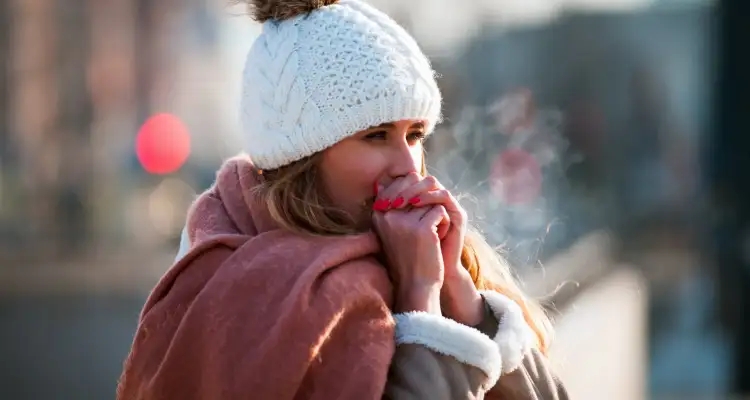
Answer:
xmin=377 ymin=174 xmax=484 ymax=326
xmin=374 ymin=173 xmax=450 ymax=239
xmin=372 ymin=181 xmax=450 ymax=315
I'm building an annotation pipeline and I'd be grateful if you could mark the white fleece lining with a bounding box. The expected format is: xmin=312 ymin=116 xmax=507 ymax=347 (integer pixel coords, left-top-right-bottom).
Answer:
xmin=393 ymin=312 xmax=502 ymax=387
xmin=175 ymin=226 xmax=191 ymax=262
xmin=480 ymin=290 xmax=537 ymax=374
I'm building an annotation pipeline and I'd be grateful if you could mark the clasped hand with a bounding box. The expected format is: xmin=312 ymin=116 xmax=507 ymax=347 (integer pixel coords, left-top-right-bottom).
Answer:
xmin=371 ymin=173 xmax=484 ymax=326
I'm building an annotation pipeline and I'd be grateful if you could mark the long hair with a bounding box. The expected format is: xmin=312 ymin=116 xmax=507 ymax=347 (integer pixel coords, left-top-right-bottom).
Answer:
xmin=251 ymin=152 xmax=553 ymax=353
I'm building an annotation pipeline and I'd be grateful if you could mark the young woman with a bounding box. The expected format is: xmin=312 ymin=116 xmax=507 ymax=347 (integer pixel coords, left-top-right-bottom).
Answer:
xmin=118 ymin=1 xmax=568 ymax=399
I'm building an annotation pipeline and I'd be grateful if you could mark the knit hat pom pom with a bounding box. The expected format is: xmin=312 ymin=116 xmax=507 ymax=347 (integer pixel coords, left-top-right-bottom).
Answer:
xmin=240 ymin=0 xmax=340 ymax=22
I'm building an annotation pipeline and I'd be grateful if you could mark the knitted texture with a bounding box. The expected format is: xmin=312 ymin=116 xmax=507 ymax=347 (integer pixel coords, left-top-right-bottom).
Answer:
xmin=240 ymin=0 xmax=442 ymax=169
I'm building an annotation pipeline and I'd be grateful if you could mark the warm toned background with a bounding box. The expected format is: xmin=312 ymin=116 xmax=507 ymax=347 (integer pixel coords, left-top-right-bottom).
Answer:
xmin=2 ymin=0 xmax=749 ymax=398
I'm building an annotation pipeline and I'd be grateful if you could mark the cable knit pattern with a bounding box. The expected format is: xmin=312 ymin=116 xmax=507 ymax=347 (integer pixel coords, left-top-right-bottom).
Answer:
xmin=241 ymin=0 xmax=442 ymax=169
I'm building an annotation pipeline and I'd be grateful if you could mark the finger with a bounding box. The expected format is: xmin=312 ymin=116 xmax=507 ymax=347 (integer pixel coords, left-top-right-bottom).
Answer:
xmin=411 ymin=189 xmax=466 ymax=226
xmin=386 ymin=205 xmax=431 ymax=222
xmin=418 ymin=205 xmax=450 ymax=239
xmin=371 ymin=208 xmax=386 ymax=233
xmin=376 ymin=206 xmax=431 ymax=232
xmin=389 ymin=175 xmax=443 ymax=210
xmin=408 ymin=205 xmax=450 ymax=239
xmin=436 ymin=215 xmax=449 ymax=240
xmin=403 ymin=203 xmax=439 ymax=223
xmin=375 ymin=172 xmax=420 ymax=210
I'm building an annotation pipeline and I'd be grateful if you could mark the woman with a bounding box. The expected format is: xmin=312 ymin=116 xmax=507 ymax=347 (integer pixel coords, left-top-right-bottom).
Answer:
xmin=118 ymin=0 xmax=568 ymax=399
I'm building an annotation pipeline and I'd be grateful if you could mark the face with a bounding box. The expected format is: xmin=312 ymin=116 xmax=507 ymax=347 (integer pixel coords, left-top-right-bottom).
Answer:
xmin=318 ymin=119 xmax=427 ymax=230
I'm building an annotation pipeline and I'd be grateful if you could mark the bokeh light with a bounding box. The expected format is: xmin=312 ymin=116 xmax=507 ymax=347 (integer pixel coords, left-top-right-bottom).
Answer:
xmin=135 ymin=113 xmax=191 ymax=175
xmin=147 ymin=178 xmax=196 ymax=238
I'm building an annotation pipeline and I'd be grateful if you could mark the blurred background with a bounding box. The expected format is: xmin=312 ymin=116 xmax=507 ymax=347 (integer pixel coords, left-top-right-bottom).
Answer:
xmin=0 ymin=0 xmax=748 ymax=398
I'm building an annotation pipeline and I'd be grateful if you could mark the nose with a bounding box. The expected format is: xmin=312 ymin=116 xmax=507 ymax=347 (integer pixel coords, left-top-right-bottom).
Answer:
xmin=386 ymin=138 xmax=421 ymax=179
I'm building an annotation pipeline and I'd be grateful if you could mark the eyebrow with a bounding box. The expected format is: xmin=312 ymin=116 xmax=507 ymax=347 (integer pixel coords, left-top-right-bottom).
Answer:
xmin=369 ymin=121 xmax=425 ymax=129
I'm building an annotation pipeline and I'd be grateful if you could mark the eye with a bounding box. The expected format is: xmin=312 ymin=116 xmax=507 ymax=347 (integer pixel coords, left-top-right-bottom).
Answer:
xmin=364 ymin=131 xmax=387 ymax=140
xmin=407 ymin=131 xmax=426 ymax=144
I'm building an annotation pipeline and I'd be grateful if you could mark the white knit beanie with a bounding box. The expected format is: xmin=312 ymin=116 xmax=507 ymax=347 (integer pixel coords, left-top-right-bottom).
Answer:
xmin=240 ymin=0 xmax=442 ymax=170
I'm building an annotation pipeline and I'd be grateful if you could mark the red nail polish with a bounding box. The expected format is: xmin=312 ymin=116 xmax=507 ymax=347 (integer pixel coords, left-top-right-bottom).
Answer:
xmin=392 ymin=197 xmax=404 ymax=208
xmin=373 ymin=199 xmax=388 ymax=211
xmin=408 ymin=197 xmax=420 ymax=205
xmin=381 ymin=199 xmax=391 ymax=210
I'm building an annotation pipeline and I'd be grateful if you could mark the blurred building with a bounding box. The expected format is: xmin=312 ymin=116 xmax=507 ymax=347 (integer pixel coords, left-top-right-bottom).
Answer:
xmin=425 ymin=3 xmax=713 ymax=266
xmin=0 ymin=0 xmax=236 ymax=264
xmin=0 ymin=0 xmax=743 ymax=399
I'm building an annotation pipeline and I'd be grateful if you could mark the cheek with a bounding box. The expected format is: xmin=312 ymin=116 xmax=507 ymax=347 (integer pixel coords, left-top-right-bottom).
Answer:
xmin=320 ymin=147 xmax=385 ymax=209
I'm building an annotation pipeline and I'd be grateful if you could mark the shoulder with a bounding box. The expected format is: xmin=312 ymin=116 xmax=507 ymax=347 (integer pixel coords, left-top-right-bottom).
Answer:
xmin=141 ymin=234 xmax=247 ymax=317
xmin=142 ymin=232 xmax=394 ymax=339
xmin=147 ymin=230 xmax=392 ymax=320
xmin=197 ymin=230 xmax=393 ymax=309
xmin=312 ymin=255 xmax=394 ymax=310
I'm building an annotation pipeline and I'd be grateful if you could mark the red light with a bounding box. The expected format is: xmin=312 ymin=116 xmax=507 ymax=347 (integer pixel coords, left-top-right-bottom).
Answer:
xmin=136 ymin=113 xmax=191 ymax=175
xmin=490 ymin=148 xmax=542 ymax=205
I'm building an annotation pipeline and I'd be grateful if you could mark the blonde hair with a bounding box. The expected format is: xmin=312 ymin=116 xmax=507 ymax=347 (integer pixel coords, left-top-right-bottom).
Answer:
xmin=252 ymin=153 xmax=553 ymax=353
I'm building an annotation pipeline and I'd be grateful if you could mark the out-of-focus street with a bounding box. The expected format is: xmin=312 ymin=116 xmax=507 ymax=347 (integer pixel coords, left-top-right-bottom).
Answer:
xmin=4 ymin=0 xmax=750 ymax=398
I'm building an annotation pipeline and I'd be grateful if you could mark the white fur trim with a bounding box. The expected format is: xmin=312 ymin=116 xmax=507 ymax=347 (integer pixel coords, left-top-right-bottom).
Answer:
xmin=175 ymin=225 xmax=191 ymax=262
xmin=481 ymin=291 xmax=537 ymax=374
xmin=393 ymin=312 xmax=502 ymax=386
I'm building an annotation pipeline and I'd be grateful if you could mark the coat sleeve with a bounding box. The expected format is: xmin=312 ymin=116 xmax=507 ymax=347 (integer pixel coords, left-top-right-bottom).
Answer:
xmin=385 ymin=343 xmax=492 ymax=400
xmin=384 ymin=309 xmax=502 ymax=400
xmin=385 ymin=291 xmax=569 ymax=400
xmin=486 ymin=348 xmax=570 ymax=400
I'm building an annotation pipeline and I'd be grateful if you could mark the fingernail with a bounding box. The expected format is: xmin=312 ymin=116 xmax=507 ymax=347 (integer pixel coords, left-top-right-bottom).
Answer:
xmin=373 ymin=199 xmax=388 ymax=211
xmin=408 ymin=197 xmax=420 ymax=205
xmin=392 ymin=197 xmax=404 ymax=208
xmin=381 ymin=199 xmax=391 ymax=210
